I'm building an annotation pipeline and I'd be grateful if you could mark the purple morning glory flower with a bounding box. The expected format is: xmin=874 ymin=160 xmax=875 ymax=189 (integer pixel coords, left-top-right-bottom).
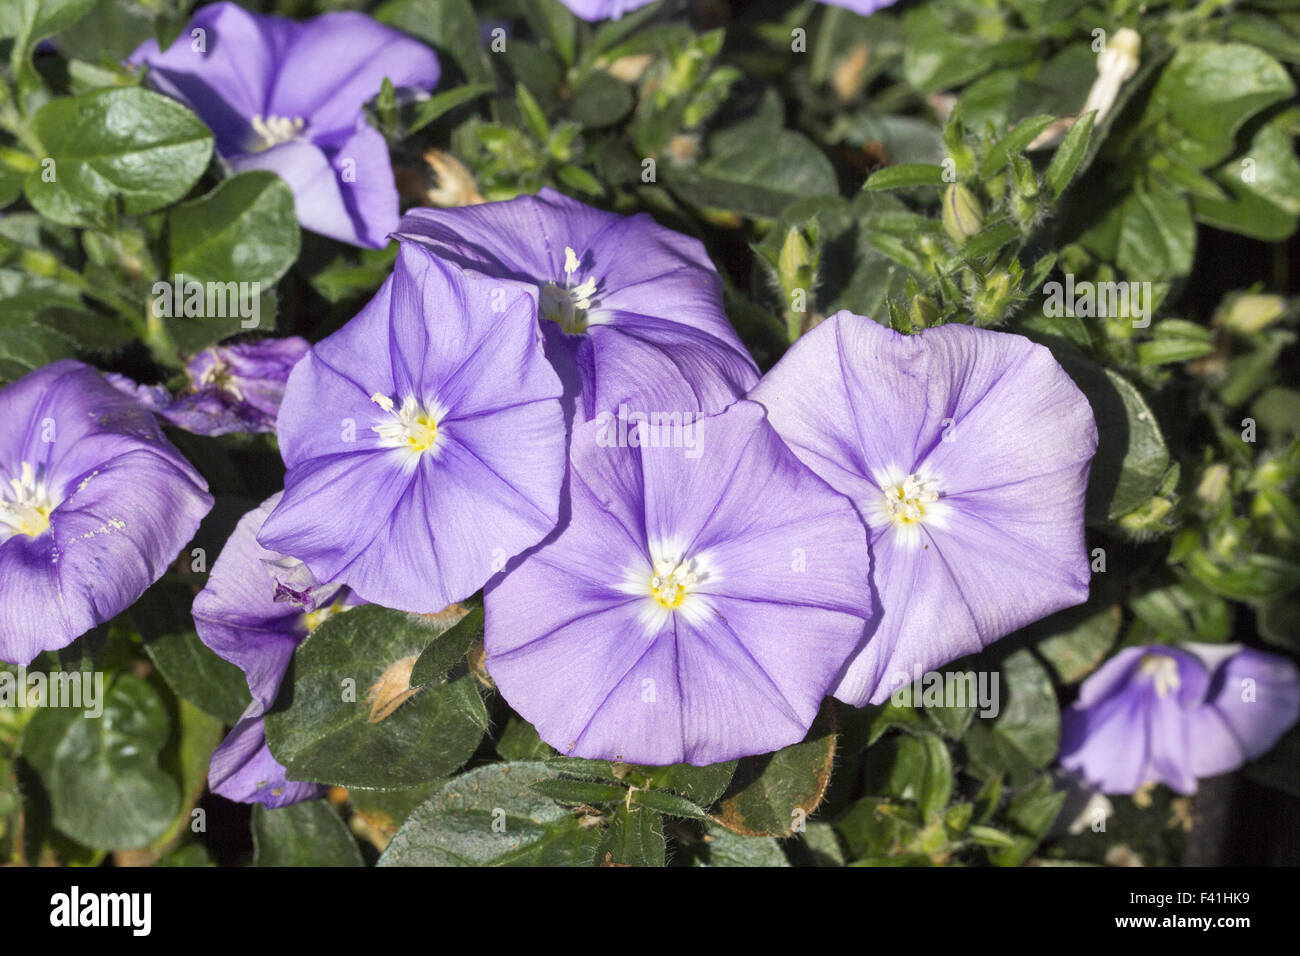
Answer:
xmin=750 ymin=312 xmax=1098 ymax=706
xmin=0 ymin=361 xmax=213 ymax=665
xmin=1060 ymin=644 xmax=1300 ymax=795
xmin=558 ymin=0 xmax=656 ymax=20
xmin=484 ymin=400 xmax=875 ymax=766
xmin=257 ymin=242 xmax=567 ymax=614
xmin=394 ymin=188 xmax=758 ymax=424
xmin=129 ymin=2 xmax=440 ymax=248
xmin=193 ymin=493 xmax=349 ymax=806
xmin=557 ymin=0 xmax=897 ymax=20
xmin=822 ymin=0 xmax=901 ymax=14
xmin=162 ymin=337 xmax=310 ymax=436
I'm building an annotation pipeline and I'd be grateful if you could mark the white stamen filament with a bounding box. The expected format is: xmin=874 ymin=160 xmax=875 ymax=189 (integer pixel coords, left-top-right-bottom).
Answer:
xmin=371 ymin=393 xmax=445 ymax=459
xmin=248 ymin=113 xmax=306 ymax=152
xmin=0 ymin=462 xmax=58 ymax=540
xmin=882 ymin=473 xmax=941 ymax=525
xmin=540 ymin=246 xmax=599 ymax=333
xmin=1139 ymin=653 xmax=1181 ymax=698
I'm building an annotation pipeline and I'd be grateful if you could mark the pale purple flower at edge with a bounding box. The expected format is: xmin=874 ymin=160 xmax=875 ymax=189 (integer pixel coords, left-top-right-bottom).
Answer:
xmin=1059 ymin=644 xmax=1300 ymax=795
xmin=484 ymin=400 xmax=876 ymax=766
xmin=257 ymin=243 xmax=568 ymax=614
xmin=129 ymin=2 xmax=440 ymax=248
xmin=393 ymin=188 xmax=759 ymax=425
xmin=193 ymin=494 xmax=344 ymax=807
xmin=750 ymin=312 xmax=1098 ymax=706
xmin=0 ymin=361 xmax=213 ymax=665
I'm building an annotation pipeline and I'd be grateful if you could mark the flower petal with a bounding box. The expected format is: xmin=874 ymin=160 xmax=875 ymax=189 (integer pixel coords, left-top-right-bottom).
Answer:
xmin=266 ymin=12 xmax=440 ymax=136
xmin=209 ymin=709 xmax=324 ymax=808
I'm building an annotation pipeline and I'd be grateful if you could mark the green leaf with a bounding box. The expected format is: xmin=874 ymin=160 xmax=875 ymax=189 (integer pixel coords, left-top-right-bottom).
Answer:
xmin=1045 ymin=109 xmax=1096 ymax=197
xmin=668 ymin=92 xmax=837 ymax=219
xmin=252 ymin=801 xmax=363 ymax=867
xmin=964 ymin=649 xmax=1059 ymax=784
xmin=713 ymin=704 xmax=836 ymax=837
xmin=410 ymin=602 xmax=483 ymax=686
xmin=1136 ymin=319 xmax=1215 ymax=366
xmin=0 ymin=0 xmax=96 ymax=72
xmin=630 ymin=788 xmax=708 ymax=820
xmin=568 ymin=72 xmax=634 ymax=129
xmin=864 ymin=163 xmax=947 ymax=191
xmin=20 ymin=673 xmax=179 ymax=850
xmin=25 ymin=87 xmax=213 ymax=227
xmin=597 ymin=805 xmax=665 ymax=866
xmin=379 ymin=762 xmax=603 ymax=866
xmin=515 ymin=82 xmax=550 ymax=141
xmin=836 ymin=797 xmax=920 ymax=860
xmin=1194 ymin=118 xmax=1300 ymax=241
xmin=132 ymin=581 xmax=252 ymax=725
xmin=992 ymin=774 xmax=1065 ymax=866
xmin=1149 ymin=43 xmax=1294 ymax=169
xmin=1116 ymin=180 xmax=1195 ymax=280
xmin=167 ymin=172 xmax=300 ymax=289
xmin=863 ymin=733 xmax=953 ymax=821
xmin=635 ymin=760 xmax=737 ymax=807
xmin=374 ymin=0 xmax=492 ymax=84
xmin=264 ymin=605 xmax=488 ymax=790
xmin=1031 ymin=602 xmax=1121 ymax=684
xmin=1056 ymin=355 xmax=1171 ymax=523
xmin=349 ymin=780 xmax=446 ymax=838
xmin=979 ymin=114 xmax=1055 ymax=178
xmin=694 ymin=823 xmax=789 ymax=867
xmin=407 ymin=83 xmax=494 ymax=134
xmin=496 ymin=716 xmax=555 ymax=761
xmin=522 ymin=0 xmax=577 ymax=69
xmin=1185 ymin=550 xmax=1300 ymax=603
xmin=0 ymin=309 xmax=77 ymax=386
xmin=530 ymin=778 xmax=627 ymax=804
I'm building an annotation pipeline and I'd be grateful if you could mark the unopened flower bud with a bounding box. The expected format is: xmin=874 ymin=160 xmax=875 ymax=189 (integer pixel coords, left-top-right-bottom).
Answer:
xmin=942 ymin=184 xmax=983 ymax=245
xmin=1221 ymin=294 xmax=1286 ymax=334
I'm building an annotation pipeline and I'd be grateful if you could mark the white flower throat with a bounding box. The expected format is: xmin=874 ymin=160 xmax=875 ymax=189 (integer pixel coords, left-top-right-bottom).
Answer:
xmin=371 ymin=393 xmax=446 ymax=460
xmin=0 ymin=462 xmax=58 ymax=540
xmin=618 ymin=542 xmax=716 ymax=633
xmin=650 ymin=555 xmax=702 ymax=610
xmin=883 ymin=473 xmax=941 ymax=525
xmin=1138 ymin=653 xmax=1181 ymax=698
xmin=248 ymin=113 xmax=306 ymax=152
xmin=539 ymin=247 xmax=599 ymax=334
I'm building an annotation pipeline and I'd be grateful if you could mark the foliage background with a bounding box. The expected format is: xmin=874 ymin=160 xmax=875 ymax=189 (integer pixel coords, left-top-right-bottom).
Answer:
xmin=2 ymin=0 xmax=1299 ymax=866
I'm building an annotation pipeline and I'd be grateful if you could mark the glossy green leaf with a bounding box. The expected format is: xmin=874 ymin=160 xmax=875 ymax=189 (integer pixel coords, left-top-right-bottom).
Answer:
xmin=167 ymin=171 xmax=300 ymax=289
xmin=264 ymin=605 xmax=488 ymax=790
xmin=252 ymin=801 xmax=363 ymax=867
xmin=379 ymin=762 xmax=603 ymax=866
xmin=20 ymin=673 xmax=179 ymax=850
xmin=26 ymin=87 xmax=213 ymax=227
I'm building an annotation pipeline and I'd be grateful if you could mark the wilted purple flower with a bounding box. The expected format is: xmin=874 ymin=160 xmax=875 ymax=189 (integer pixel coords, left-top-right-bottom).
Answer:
xmin=104 ymin=372 xmax=171 ymax=411
xmin=1060 ymin=644 xmax=1300 ymax=794
xmin=162 ymin=337 xmax=310 ymax=436
xmin=751 ymin=312 xmax=1097 ymax=706
xmin=394 ymin=188 xmax=758 ymax=423
xmin=258 ymin=243 xmax=566 ymax=613
xmin=193 ymin=494 xmax=348 ymax=806
xmin=129 ymin=2 xmax=440 ymax=248
xmin=0 ymin=361 xmax=212 ymax=665
xmin=484 ymin=400 xmax=875 ymax=766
